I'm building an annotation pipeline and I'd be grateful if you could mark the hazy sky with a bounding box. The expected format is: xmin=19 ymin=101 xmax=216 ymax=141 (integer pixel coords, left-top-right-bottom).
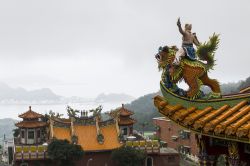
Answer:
xmin=0 ymin=0 xmax=249 ymax=98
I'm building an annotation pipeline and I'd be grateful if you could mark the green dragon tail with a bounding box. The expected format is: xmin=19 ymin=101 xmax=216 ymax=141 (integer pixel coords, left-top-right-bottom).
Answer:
xmin=196 ymin=33 xmax=220 ymax=70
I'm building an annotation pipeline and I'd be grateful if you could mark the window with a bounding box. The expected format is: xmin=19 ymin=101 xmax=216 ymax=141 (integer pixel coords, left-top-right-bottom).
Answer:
xmin=171 ymin=135 xmax=178 ymax=142
xmin=123 ymin=128 xmax=128 ymax=135
xmin=28 ymin=131 xmax=34 ymax=139
xmin=179 ymin=130 xmax=190 ymax=139
xmin=21 ymin=130 xmax=25 ymax=138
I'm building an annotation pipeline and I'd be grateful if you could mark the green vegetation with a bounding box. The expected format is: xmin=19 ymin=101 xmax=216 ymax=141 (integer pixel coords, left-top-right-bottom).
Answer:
xmin=111 ymin=146 xmax=146 ymax=166
xmin=47 ymin=139 xmax=84 ymax=166
xmin=125 ymin=92 xmax=161 ymax=131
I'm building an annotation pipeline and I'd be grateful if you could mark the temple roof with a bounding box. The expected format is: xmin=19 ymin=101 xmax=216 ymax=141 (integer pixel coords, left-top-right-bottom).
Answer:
xmin=15 ymin=121 xmax=47 ymax=128
xmin=75 ymin=125 xmax=122 ymax=151
xmin=52 ymin=122 xmax=122 ymax=152
xmin=118 ymin=104 xmax=134 ymax=116
xmin=19 ymin=106 xmax=43 ymax=119
xmin=154 ymin=95 xmax=250 ymax=143
xmin=118 ymin=117 xmax=136 ymax=126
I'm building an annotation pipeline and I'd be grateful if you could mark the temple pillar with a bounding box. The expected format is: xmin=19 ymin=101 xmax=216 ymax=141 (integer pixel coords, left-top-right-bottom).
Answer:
xmin=196 ymin=135 xmax=216 ymax=166
xmin=129 ymin=126 xmax=133 ymax=135
xmin=227 ymin=141 xmax=240 ymax=166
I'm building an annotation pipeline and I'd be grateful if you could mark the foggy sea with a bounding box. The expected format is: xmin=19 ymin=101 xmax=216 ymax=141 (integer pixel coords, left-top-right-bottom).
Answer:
xmin=0 ymin=102 xmax=123 ymax=119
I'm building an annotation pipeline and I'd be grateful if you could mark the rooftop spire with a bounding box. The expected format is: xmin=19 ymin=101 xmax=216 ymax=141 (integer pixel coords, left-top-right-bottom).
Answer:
xmin=29 ymin=106 xmax=32 ymax=111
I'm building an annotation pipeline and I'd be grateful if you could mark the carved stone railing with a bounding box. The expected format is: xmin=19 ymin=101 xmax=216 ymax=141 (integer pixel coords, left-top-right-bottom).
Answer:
xmin=14 ymin=145 xmax=48 ymax=160
xmin=125 ymin=140 xmax=160 ymax=154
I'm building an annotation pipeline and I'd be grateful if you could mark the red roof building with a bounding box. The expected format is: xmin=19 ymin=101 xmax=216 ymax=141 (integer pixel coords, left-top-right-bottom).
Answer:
xmin=15 ymin=106 xmax=48 ymax=145
xmin=117 ymin=104 xmax=136 ymax=139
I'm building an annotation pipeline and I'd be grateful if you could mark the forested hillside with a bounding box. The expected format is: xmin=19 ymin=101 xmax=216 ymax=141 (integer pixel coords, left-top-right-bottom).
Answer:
xmin=125 ymin=91 xmax=161 ymax=131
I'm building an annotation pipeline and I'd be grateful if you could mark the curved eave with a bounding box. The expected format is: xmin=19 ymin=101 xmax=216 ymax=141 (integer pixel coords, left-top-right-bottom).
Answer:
xmin=154 ymin=95 xmax=250 ymax=144
xmin=15 ymin=121 xmax=48 ymax=128
xmin=160 ymin=81 xmax=250 ymax=110
xmin=118 ymin=118 xmax=136 ymax=126
xmin=118 ymin=122 xmax=136 ymax=126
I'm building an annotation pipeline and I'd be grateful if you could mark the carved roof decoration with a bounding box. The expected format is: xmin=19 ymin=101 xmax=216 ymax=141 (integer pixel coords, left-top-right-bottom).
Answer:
xmin=154 ymin=95 xmax=250 ymax=144
xmin=18 ymin=106 xmax=43 ymax=119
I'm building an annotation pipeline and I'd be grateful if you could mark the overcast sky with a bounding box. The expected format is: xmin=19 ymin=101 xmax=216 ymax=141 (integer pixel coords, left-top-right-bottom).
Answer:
xmin=0 ymin=0 xmax=249 ymax=98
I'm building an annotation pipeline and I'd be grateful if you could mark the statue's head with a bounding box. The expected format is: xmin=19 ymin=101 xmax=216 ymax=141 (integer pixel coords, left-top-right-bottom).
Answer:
xmin=185 ymin=24 xmax=192 ymax=31
xmin=155 ymin=45 xmax=178 ymax=67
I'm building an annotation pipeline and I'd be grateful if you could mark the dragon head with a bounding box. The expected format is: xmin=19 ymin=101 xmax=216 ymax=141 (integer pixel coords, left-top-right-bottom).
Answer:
xmin=155 ymin=45 xmax=178 ymax=70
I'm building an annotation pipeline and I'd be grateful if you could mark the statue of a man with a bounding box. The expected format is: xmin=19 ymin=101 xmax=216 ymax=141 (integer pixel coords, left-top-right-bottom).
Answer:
xmin=175 ymin=18 xmax=200 ymax=63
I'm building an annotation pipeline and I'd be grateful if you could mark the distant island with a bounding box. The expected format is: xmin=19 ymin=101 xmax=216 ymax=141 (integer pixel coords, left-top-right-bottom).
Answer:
xmin=0 ymin=83 xmax=61 ymax=104
xmin=0 ymin=83 xmax=135 ymax=104
xmin=95 ymin=93 xmax=135 ymax=103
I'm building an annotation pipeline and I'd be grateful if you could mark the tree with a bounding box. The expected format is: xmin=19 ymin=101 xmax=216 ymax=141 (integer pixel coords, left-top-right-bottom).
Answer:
xmin=111 ymin=146 xmax=146 ymax=166
xmin=48 ymin=139 xmax=84 ymax=166
xmin=13 ymin=128 xmax=20 ymax=138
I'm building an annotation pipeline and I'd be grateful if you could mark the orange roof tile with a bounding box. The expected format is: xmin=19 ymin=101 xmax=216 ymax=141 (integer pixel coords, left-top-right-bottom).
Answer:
xmin=52 ymin=124 xmax=122 ymax=152
xmin=74 ymin=124 xmax=122 ymax=151
xmin=53 ymin=127 xmax=71 ymax=141
xmin=15 ymin=121 xmax=47 ymax=128
xmin=154 ymin=95 xmax=250 ymax=143
xmin=19 ymin=106 xmax=43 ymax=119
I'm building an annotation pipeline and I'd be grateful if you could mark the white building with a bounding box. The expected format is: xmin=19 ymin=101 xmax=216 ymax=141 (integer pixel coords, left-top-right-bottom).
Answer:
xmin=1 ymin=135 xmax=14 ymax=165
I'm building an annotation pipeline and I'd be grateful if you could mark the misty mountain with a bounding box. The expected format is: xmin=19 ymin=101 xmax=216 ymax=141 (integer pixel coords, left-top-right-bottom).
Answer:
xmin=0 ymin=118 xmax=17 ymax=140
xmin=0 ymin=83 xmax=61 ymax=103
xmin=95 ymin=93 xmax=135 ymax=103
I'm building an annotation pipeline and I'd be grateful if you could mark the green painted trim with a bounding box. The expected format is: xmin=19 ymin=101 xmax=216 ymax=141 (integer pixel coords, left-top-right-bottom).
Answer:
xmin=160 ymin=81 xmax=250 ymax=109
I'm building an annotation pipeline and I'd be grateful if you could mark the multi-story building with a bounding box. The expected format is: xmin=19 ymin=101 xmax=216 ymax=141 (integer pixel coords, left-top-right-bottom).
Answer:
xmin=117 ymin=104 xmax=136 ymax=140
xmin=153 ymin=117 xmax=198 ymax=156
xmin=14 ymin=106 xmax=49 ymax=166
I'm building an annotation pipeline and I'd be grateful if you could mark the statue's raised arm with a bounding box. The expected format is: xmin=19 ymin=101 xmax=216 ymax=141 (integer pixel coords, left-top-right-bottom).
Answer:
xmin=177 ymin=18 xmax=184 ymax=35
